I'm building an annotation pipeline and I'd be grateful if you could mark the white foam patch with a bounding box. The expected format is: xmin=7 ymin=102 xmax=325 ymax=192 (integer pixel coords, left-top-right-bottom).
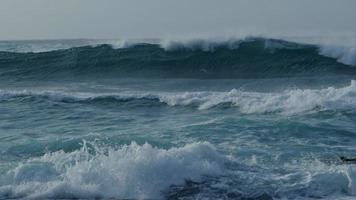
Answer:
xmin=0 ymin=142 xmax=225 ymax=199
xmin=280 ymin=159 xmax=356 ymax=198
xmin=159 ymin=37 xmax=244 ymax=51
xmin=287 ymin=36 xmax=356 ymax=66
xmin=218 ymin=156 xmax=356 ymax=199
xmin=319 ymin=45 xmax=356 ymax=66
xmin=158 ymin=80 xmax=356 ymax=114
xmin=2 ymin=80 xmax=356 ymax=115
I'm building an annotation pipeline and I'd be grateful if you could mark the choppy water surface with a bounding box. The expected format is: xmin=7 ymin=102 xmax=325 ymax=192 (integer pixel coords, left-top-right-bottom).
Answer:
xmin=1 ymin=38 xmax=356 ymax=199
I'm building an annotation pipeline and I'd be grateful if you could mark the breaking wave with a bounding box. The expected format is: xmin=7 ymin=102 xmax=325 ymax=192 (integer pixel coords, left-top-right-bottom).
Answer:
xmin=1 ymin=38 xmax=356 ymax=80
xmin=319 ymin=45 xmax=356 ymax=66
xmin=2 ymin=80 xmax=356 ymax=114
xmin=1 ymin=141 xmax=356 ymax=199
xmin=0 ymin=142 xmax=225 ymax=199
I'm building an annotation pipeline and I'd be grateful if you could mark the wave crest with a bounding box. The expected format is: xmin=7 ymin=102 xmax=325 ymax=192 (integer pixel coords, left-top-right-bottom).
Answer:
xmin=1 ymin=38 xmax=355 ymax=80
xmin=2 ymin=80 xmax=356 ymax=114
xmin=0 ymin=141 xmax=225 ymax=199
xmin=319 ymin=45 xmax=356 ymax=66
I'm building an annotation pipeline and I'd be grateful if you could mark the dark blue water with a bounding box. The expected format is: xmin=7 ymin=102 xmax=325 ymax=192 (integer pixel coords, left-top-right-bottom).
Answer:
xmin=1 ymin=38 xmax=356 ymax=199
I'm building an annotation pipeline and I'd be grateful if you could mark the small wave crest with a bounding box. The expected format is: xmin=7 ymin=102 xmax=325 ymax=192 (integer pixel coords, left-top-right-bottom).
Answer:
xmin=2 ymin=80 xmax=356 ymax=114
xmin=0 ymin=141 xmax=225 ymax=199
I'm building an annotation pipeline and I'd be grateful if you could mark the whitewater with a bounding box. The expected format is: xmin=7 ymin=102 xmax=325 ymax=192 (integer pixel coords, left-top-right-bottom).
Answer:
xmin=1 ymin=37 xmax=356 ymax=199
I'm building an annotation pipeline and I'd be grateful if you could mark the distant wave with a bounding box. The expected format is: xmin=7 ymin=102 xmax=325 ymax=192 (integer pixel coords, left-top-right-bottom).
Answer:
xmin=0 ymin=39 xmax=130 ymax=53
xmin=1 ymin=37 xmax=356 ymax=68
xmin=1 ymin=38 xmax=356 ymax=80
xmin=2 ymin=80 xmax=356 ymax=114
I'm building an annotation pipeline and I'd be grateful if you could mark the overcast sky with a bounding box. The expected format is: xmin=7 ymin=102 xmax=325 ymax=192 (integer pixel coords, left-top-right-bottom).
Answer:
xmin=1 ymin=0 xmax=356 ymax=40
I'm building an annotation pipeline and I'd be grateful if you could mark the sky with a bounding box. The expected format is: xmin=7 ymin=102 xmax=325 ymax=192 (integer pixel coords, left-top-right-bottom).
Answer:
xmin=0 ymin=0 xmax=356 ymax=40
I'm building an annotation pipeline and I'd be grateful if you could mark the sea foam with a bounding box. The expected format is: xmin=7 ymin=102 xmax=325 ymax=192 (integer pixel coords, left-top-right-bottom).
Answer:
xmin=0 ymin=142 xmax=225 ymax=199
xmin=319 ymin=45 xmax=356 ymax=66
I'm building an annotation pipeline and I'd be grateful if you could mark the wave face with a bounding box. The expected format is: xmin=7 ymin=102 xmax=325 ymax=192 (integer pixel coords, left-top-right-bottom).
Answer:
xmin=1 ymin=38 xmax=355 ymax=80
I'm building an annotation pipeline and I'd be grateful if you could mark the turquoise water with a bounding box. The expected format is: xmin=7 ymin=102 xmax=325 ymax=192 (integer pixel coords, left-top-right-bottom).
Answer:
xmin=1 ymin=38 xmax=356 ymax=199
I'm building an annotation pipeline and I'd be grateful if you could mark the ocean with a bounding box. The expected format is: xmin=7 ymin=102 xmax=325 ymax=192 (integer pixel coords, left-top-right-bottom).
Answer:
xmin=0 ymin=37 xmax=356 ymax=199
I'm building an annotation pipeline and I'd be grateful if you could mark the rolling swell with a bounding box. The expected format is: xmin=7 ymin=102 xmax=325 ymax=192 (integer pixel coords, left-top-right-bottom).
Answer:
xmin=0 ymin=38 xmax=355 ymax=80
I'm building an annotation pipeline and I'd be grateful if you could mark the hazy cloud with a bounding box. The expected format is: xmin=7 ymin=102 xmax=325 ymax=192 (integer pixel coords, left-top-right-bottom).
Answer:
xmin=0 ymin=0 xmax=355 ymax=40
